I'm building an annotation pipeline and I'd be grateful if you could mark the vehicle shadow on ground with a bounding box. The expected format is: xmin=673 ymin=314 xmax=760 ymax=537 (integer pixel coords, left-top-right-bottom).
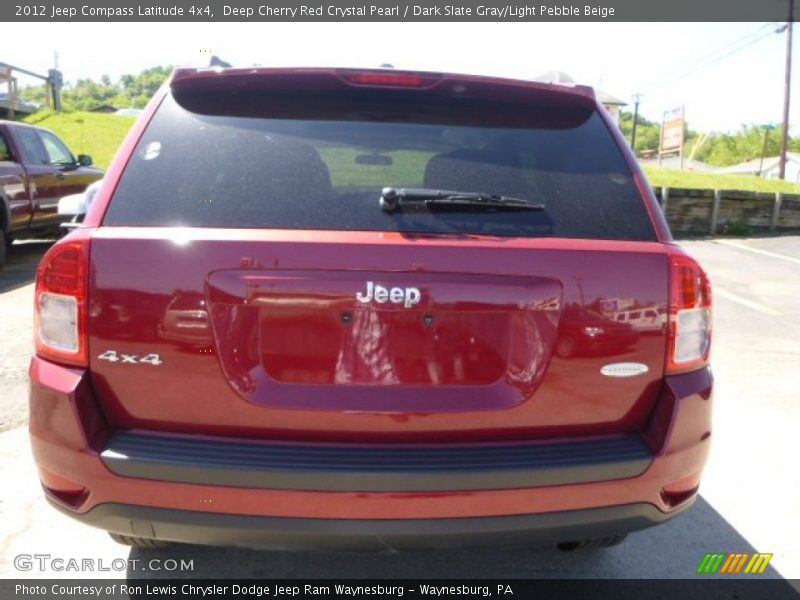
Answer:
xmin=127 ymin=496 xmax=789 ymax=584
xmin=0 ymin=241 xmax=53 ymax=293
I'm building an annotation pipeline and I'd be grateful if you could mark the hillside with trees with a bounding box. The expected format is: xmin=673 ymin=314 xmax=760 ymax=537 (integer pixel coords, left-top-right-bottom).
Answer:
xmin=618 ymin=111 xmax=800 ymax=166
xmin=20 ymin=66 xmax=172 ymax=111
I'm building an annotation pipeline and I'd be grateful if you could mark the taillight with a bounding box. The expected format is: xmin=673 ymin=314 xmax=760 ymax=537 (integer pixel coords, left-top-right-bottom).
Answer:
xmin=666 ymin=252 xmax=712 ymax=374
xmin=339 ymin=70 xmax=439 ymax=88
xmin=34 ymin=237 xmax=89 ymax=367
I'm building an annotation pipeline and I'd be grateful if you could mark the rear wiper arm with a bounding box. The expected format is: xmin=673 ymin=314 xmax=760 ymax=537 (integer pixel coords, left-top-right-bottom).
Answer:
xmin=379 ymin=187 xmax=545 ymax=212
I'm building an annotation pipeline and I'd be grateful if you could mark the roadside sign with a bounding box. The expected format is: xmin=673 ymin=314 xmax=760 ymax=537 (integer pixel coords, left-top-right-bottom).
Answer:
xmin=660 ymin=106 xmax=684 ymax=153
xmin=659 ymin=106 xmax=685 ymax=167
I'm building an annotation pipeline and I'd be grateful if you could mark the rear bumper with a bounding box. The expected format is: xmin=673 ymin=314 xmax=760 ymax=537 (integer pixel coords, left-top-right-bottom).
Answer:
xmin=29 ymin=356 xmax=712 ymax=547
xmin=47 ymin=499 xmax=692 ymax=550
xmin=100 ymin=431 xmax=652 ymax=492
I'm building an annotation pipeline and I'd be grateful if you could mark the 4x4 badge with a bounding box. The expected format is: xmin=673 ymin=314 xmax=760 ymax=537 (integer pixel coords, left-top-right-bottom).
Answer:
xmin=97 ymin=350 xmax=163 ymax=366
xmin=356 ymin=281 xmax=421 ymax=308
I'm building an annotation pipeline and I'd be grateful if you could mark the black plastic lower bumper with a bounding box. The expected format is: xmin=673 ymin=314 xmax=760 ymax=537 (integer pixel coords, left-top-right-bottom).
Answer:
xmin=49 ymin=499 xmax=692 ymax=550
xmin=100 ymin=432 xmax=652 ymax=492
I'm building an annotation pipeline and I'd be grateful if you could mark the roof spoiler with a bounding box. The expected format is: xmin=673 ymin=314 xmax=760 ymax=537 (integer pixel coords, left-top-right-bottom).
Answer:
xmin=170 ymin=67 xmax=597 ymax=106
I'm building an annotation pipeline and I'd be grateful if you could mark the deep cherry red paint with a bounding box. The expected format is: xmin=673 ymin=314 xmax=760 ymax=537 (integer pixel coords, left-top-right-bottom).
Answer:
xmin=31 ymin=67 xmax=713 ymax=537
xmin=29 ymin=354 xmax=712 ymax=518
xmin=82 ymin=228 xmax=670 ymax=441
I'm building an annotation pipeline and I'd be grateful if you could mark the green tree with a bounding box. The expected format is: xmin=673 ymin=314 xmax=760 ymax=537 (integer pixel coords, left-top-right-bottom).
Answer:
xmin=697 ymin=125 xmax=783 ymax=166
xmin=617 ymin=112 xmax=796 ymax=167
xmin=19 ymin=65 xmax=171 ymax=111
xmin=619 ymin=111 xmax=663 ymax=157
xmin=119 ymin=66 xmax=172 ymax=107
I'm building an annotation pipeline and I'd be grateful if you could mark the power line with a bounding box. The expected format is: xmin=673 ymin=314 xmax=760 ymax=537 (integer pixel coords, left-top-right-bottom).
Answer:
xmin=664 ymin=30 xmax=777 ymax=85
xmin=704 ymin=23 xmax=775 ymax=56
xmin=642 ymin=23 xmax=780 ymax=92
xmin=660 ymin=23 xmax=775 ymax=82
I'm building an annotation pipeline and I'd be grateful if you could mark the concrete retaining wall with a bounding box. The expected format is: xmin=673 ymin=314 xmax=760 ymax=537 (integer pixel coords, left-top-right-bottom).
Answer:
xmin=654 ymin=187 xmax=800 ymax=235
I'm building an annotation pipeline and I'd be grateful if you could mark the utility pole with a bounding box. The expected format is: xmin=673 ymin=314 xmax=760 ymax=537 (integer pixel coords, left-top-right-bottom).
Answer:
xmin=630 ymin=93 xmax=643 ymax=153
xmin=778 ymin=1 xmax=794 ymax=180
xmin=49 ymin=50 xmax=63 ymax=112
xmin=759 ymin=124 xmax=776 ymax=176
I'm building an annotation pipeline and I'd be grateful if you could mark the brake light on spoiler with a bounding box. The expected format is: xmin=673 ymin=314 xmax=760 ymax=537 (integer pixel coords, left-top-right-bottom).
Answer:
xmin=338 ymin=71 xmax=440 ymax=88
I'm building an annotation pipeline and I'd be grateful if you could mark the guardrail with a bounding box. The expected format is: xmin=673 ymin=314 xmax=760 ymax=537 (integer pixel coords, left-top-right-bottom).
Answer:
xmin=655 ymin=187 xmax=800 ymax=235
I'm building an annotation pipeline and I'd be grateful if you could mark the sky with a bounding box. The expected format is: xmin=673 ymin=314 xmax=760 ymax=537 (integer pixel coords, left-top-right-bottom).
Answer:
xmin=3 ymin=22 xmax=798 ymax=134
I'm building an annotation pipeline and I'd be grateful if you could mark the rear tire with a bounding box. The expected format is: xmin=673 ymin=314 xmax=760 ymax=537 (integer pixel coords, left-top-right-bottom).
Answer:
xmin=108 ymin=533 xmax=172 ymax=548
xmin=556 ymin=534 xmax=627 ymax=551
xmin=555 ymin=334 xmax=577 ymax=359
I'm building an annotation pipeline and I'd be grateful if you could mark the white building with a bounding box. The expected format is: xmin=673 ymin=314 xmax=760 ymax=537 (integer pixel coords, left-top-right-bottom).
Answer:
xmin=717 ymin=152 xmax=800 ymax=183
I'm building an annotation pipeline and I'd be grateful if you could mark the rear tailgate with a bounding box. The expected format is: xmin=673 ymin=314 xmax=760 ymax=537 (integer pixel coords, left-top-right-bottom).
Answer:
xmin=88 ymin=230 xmax=667 ymax=442
xmin=87 ymin=69 xmax=669 ymax=443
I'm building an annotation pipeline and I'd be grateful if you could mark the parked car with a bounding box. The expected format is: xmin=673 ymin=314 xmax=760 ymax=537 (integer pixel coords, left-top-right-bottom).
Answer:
xmin=615 ymin=306 xmax=668 ymax=333
xmin=29 ymin=67 xmax=713 ymax=551
xmin=58 ymin=178 xmax=103 ymax=224
xmin=555 ymin=305 xmax=639 ymax=358
xmin=0 ymin=120 xmax=103 ymax=266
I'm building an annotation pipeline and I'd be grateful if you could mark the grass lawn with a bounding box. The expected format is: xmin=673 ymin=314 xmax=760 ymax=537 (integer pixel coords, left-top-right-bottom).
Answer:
xmin=23 ymin=110 xmax=135 ymax=170
xmin=642 ymin=165 xmax=800 ymax=195
xmin=319 ymin=147 xmax=434 ymax=187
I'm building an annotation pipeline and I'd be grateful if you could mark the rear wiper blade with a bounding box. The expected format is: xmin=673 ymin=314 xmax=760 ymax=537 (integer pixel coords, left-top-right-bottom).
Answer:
xmin=379 ymin=187 xmax=545 ymax=212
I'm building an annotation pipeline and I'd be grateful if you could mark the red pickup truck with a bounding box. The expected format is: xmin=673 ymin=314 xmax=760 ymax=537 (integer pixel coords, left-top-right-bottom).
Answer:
xmin=30 ymin=68 xmax=713 ymax=551
xmin=0 ymin=120 xmax=103 ymax=266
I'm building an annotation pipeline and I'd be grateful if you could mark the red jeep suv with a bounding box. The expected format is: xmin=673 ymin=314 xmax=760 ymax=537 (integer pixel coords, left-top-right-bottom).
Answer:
xmin=29 ymin=67 xmax=712 ymax=550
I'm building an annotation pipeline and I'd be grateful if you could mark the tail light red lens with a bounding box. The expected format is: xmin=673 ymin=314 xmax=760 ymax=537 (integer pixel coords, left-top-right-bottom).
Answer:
xmin=34 ymin=237 xmax=90 ymax=367
xmin=661 ymin=472 xmax=702 ymax=508
xmin=666 ymin=252 xmax=712 ymax=374
xmin=339 ymin=71 xmax=439 ymax=88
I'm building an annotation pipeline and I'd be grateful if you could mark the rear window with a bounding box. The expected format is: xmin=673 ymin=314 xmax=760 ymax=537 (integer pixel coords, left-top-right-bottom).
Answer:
xmin=104 ymin=91 xmax=656 ymax=241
